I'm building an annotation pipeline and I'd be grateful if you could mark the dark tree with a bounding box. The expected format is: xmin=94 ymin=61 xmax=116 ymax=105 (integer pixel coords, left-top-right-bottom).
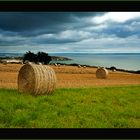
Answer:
xmin=23 ymin=51 xmax=37 ymax=63
xmin=109 ymin=66 xmax=117 ymax=71
xmin=110 ymin=66 xmax=117 ymax=71
xmin=37 ymin=52 xmax=52 ymax=64
xmin=23 ymin=51 xmax=52 ymax=64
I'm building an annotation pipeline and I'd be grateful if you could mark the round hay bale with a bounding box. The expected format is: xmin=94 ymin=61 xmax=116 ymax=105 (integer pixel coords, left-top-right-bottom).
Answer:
xmin=96 ymin=67 xmax=108 ymax=79
xmin=78 ymin=65 xmax=81 ymax=68
xmin=37 ymin=62 xmax=42 ymax=65
xmin=18 ymin=64 xmax=57 ymax=95
xmin=54 ymin=63 xmax=57 ymax=66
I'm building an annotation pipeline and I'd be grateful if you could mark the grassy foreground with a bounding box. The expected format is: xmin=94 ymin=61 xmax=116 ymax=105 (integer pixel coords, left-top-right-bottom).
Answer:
xmin=0 ymin=86 xmax=140 ymax=128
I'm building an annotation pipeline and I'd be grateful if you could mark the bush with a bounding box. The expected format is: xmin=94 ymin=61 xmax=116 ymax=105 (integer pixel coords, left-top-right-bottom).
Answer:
xmin=109 ymin=66 xmax=117 ymax=71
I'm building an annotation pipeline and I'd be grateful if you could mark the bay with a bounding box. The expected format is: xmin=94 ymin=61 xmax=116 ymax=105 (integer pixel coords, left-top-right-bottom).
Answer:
xmin=50 ymin=53 xmax=140 ymax=71
xmin=0 ymin=52 xmax=140 ymax=71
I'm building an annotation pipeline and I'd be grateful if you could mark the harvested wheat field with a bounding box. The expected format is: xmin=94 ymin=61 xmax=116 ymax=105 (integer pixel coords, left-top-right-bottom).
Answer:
xmin=0 ymin=63 xmax=140 ymax=89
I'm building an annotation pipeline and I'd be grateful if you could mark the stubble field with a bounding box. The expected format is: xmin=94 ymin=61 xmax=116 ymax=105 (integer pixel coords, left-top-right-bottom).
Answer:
xmin=0 ymin=63 xmax=140 ymax=89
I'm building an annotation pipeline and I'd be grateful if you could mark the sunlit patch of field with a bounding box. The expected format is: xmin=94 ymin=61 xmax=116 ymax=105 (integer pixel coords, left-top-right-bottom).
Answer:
xmin=0 ymin=64 xmax=140 ymax=89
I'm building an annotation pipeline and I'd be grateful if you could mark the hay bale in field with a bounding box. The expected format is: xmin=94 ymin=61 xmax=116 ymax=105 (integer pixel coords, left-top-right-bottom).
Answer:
xmin=78 ymin=65 xmax=82 ymax=68
xmin=18 ymin=64 xmax=57 ymax=95
xmin=112 ymin=69 xmax=116 ymax=72
xmin=24 ymin=60 xmax=33 ymax=64
xmin=96 ymin=67 xmax=108 ymax=79
xmin=54 ymin=63 xmax=57 ymax=66
xmin=19 ymin=61 xmax=23 ymax=65
xmin=37 ymin=62 xmax=42 ymax=65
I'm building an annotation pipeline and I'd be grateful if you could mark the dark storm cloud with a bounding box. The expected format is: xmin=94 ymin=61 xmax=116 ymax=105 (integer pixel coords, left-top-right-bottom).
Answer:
xmin=0 ymin=34 xmax=29 ymax=46
xmin=0 ymin=40 xmax=21 ymax=46
xmin=0 ymin=12 xmax=100 ymax=47
xmin=0 ymin=12 xmax=140 ymax=53
xmin=0 ymin=12 xmax=99 ymax=36
xmin=0 ymin=12 xmax=71 ymax=37
xmin=0 ymin=12 xmax=70 ymax=31
xmin=32 ymin=36 xmax=84 ymax=44
xmin=33 ymin=38 xmax=79 ymax=44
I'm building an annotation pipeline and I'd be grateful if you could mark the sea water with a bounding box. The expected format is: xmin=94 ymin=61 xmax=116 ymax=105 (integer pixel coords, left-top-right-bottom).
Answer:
xmin=50 ymin=53 xmax=140 ymax=71
xmin=0 ymin=52 xmax=140 ymax=71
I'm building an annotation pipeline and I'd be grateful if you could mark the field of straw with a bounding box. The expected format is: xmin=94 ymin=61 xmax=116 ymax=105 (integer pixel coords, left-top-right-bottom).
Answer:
xmin=0 ymin=63 xmax=140 ymax=89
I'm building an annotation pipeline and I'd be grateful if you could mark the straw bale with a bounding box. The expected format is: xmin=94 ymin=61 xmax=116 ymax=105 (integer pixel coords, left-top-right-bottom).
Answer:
xmin=54 ymin=63 xmax=57 ymax=66
xmin=96 ymin=67 xmax=108 ymax=79
xmin=18 ymin=64 xmax=57 ymax=95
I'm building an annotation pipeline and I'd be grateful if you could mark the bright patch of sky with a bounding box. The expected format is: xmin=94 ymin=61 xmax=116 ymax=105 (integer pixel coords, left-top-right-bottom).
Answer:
xmin=0 ymin=12 xmax=140 ymax=53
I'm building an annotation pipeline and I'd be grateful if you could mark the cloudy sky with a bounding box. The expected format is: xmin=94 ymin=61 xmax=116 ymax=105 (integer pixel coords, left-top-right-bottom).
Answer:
xmin=0 ymin=12 xmax=140 ymax=53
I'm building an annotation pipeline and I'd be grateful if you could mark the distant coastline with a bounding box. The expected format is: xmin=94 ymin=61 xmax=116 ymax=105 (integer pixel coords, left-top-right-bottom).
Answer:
xmin=0 ymin=52 xmax=140 ymax=73
xmin=51 ymin=56 xmax=72 ymax=61
xmin=0 ymin=55 xmax=72 ymax=64
xmin=49 ymin=62 xmax=140 ymax=74
xmin=0 ymin=55 xmax=140 ymax=74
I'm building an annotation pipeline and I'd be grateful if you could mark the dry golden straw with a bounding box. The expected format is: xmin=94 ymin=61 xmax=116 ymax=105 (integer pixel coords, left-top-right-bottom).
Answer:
xmin=96 ymin=67 xmax=108 ymax=79
xmin=18 ymin=64 xmax=57 ymax=95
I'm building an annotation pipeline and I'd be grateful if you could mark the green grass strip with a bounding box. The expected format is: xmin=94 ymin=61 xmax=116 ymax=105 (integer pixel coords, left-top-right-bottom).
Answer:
xmin=0 ymin=86 xmax=140 ymax=128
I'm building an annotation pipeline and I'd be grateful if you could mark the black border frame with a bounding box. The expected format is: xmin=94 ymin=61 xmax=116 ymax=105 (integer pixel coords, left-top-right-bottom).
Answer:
xmin=0 ymin=128 xmax=140 ymax=138
xmin=0 ymin=0 xmax=140 ymax=139
xmin=0 ymin=1 xmax=140 ymax=11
